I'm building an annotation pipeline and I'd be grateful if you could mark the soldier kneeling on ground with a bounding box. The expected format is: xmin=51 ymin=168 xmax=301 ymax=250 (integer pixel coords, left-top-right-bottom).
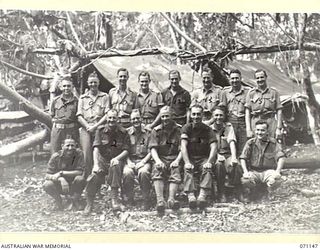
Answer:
xmin=43 ymin=136 xmax=86 ymax=210
xmin=240 ymin=120 xmax=286 ymax=201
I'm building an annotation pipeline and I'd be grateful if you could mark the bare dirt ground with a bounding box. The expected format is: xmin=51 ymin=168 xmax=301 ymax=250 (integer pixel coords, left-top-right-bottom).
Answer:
xmin=0 ymin=144 xmax=319 ymax=233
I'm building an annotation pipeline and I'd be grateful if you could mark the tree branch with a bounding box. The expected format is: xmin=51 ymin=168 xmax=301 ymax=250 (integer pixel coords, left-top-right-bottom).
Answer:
xmin=0 ymin=34 xmax=23 ymax=47
xmin=0 ymin=59 xmax=53 ymax=80
xmin=229 ymin=13 xmax=254 ymax=29
xmin=160 ymin=12 xmax=207 ymax=53
xmin=267 ymin=13 xmax=296 ymax=43
xmin=66 ymin=12 xmax=87 ymax=54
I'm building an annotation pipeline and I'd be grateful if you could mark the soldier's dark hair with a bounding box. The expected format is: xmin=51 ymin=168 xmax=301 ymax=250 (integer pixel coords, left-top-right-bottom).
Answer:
xmin=255 ymin=119 xmax=269 ymax=129
xmin=168 ymin=70 xmax=181 ymax=80
xmin=88 ymin=71 xmax=99 ymax=80
xmin=62 ymin=135 xmax=76 ymax=145
xmin=61 ymin=76 xmax=73 ymax=83
xmin=131 ymin=108 xmax=141 ymax=118
xmin=202 ymin=67 xmax=213 ymax=77
xmin=255 ymin=69 xmax=267 ymax=78
xmin=117 ymin=68 xmax=129 ymax=77
xmin=229 ymin=69 xmax=241 ymax=76
xmin=138 ymin=71 xmax=151 ymax=81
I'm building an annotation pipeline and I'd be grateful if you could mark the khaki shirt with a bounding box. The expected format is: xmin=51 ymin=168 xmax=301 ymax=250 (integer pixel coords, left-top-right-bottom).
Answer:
xmin=50 ymin=94 xmax=78 ymax=124
xmin=161 ymin=86 xmax=191 ymax=118
xmin=47 ymin=148 xmax=84 ymax=174
xmin=149 ymin=122 xmax=181 ymax=158
xmin=211 ymin=122 xmax=236 ymax=155
xmin=127 ymin=125 xmax=150 ymax=160
xmin=135 ymin=90 xmax=164 ymax=119
xmin=223 ymin=86 xmax=250 ymax=118
xmin=181 ymin=122 xmax=217 ymax=160
xmin=240 ymin=137 xmax=285 ymax=171
xmin=109 ymin=87 xmax=137 ymax=118
xmin=191 ymin=85 xmax=226 ymax=113
xmin=245 ymin=87 xmax=282 ymax=116
xmin=77 ymin=91 xmax=109 ymax=124
xmin=93 ymin=125 xmax=130 ymax=161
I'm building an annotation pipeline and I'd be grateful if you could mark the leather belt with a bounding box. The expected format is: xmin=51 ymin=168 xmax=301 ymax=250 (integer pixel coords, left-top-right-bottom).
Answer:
xmin=54 ymin=123 xmax=76 ymax=129
xmin=252 ymin=112 xmax=275 ymax=119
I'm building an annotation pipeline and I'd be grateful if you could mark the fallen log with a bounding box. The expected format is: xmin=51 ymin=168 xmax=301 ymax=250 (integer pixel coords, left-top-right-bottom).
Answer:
xmin=0 ymin=111 xmax=32 ymax=123
xmin=0 ymin=81 xmax=52 ymax=129
xmin=0 ymin=122 xmax=36 ymax=140
xmin=0 ymin=129 xmax=49 ymax=157
xmin=284 ymin=156 xmax=320 ymax=169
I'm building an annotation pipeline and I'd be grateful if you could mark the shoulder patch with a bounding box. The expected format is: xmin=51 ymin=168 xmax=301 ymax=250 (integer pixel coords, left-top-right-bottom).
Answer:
xmin=175 ymin=123 xmax=182 ymax=128
xmin=154 ymin=124 xmax=163 ymax=131
xmin=247 ymin=137 xmax=256 ymax=144
xmin=269 ymin=87 xmax=278 ymax=92
xmin=109 ymin=88 xmax=116 ymax=94
xmin=53 ymin=95 xmax=60 ymax=102
xmin=268 ymin=137 xmax=277 ymax=144
xmin=126 ymin=126 xmax=135 ymax=135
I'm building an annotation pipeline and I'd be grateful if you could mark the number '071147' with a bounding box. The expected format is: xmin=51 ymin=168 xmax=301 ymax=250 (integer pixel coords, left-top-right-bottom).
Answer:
xmin=300 ymin=244 xmax=318 ymax=248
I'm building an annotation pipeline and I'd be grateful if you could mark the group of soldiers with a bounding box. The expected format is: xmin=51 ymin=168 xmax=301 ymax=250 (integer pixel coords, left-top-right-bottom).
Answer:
xmin=43 ymin=67 xmax=286 ymax=214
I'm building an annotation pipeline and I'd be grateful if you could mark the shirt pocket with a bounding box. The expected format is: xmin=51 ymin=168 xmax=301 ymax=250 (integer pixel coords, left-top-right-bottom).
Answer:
xmin=145 ymin=99 xmax=158 ymax=114
xmin=263 ymin=94 xmax=276 ymax=110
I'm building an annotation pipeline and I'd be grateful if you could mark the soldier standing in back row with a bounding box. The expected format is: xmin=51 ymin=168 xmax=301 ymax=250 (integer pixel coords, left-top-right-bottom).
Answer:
xmin=161 ymin=70 xmax=191 ymax=126
xmin=77 ymin=71 xmax=110 ymax=177
xmin=223 ymin=69 xmax=250 ymax=156
xmin=135 ymin=71 xmax=164 ymax=131
xmin=191 ymin=67 xmax=226 ymax=125
xmin=109 ymin=68 xmax=137 ymax=128
xmin=50 ymin=77 xmax=79 ymax=154
xmin=245 ymin=69 xmax=283 ymax=139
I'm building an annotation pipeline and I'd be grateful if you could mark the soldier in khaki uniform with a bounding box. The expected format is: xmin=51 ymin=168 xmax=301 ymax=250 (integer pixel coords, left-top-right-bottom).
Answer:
xmin=43 ymin=137 xmax=86 ymax=210
xmin=210 ymin=106 xmax=243 ymax=202
xmin=84 ymin=109 xmax=130 ymax=214
xmin=50 ymin=78 xmax=79 ymax=154
xmin=191 ymin=68 xmax=226 ymax=125
xmin=161 ymin=70 xmax=191 ymax=126
xmin=181 ymin=104 xmax=218 ymax=209
xmin=77 ymin=71 xmax=110 ymax=177
xmin=245 ymin=69 xmax=283 ymax=139
xmin=122 ymin=109 xmax=152 ymax=210
xmin=109 ymin=68 xmax=137 ymax=128
xmin=149 ymin=106 xmax=182 ymax=213
xmin=240 ymin=120 xmax=286 ymax=201
xmin=223 ymin=69 xmax=251 ymax=155
xmin=135 ymin=71 xmax=164 ymax=131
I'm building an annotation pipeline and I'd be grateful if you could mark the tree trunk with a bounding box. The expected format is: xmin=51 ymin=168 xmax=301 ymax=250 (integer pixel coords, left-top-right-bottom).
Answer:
xmin=297 ymin=13 xmax=320 ymax=145
xmin=0 ymin=81 xmax=52 ymax=129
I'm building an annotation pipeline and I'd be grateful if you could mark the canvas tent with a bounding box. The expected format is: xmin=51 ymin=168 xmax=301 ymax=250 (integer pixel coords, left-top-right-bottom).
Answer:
xmin=93 ymin=55 xmax=203 ymax=93
xmin=228 ymin=60 xmax=320 ymax=144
